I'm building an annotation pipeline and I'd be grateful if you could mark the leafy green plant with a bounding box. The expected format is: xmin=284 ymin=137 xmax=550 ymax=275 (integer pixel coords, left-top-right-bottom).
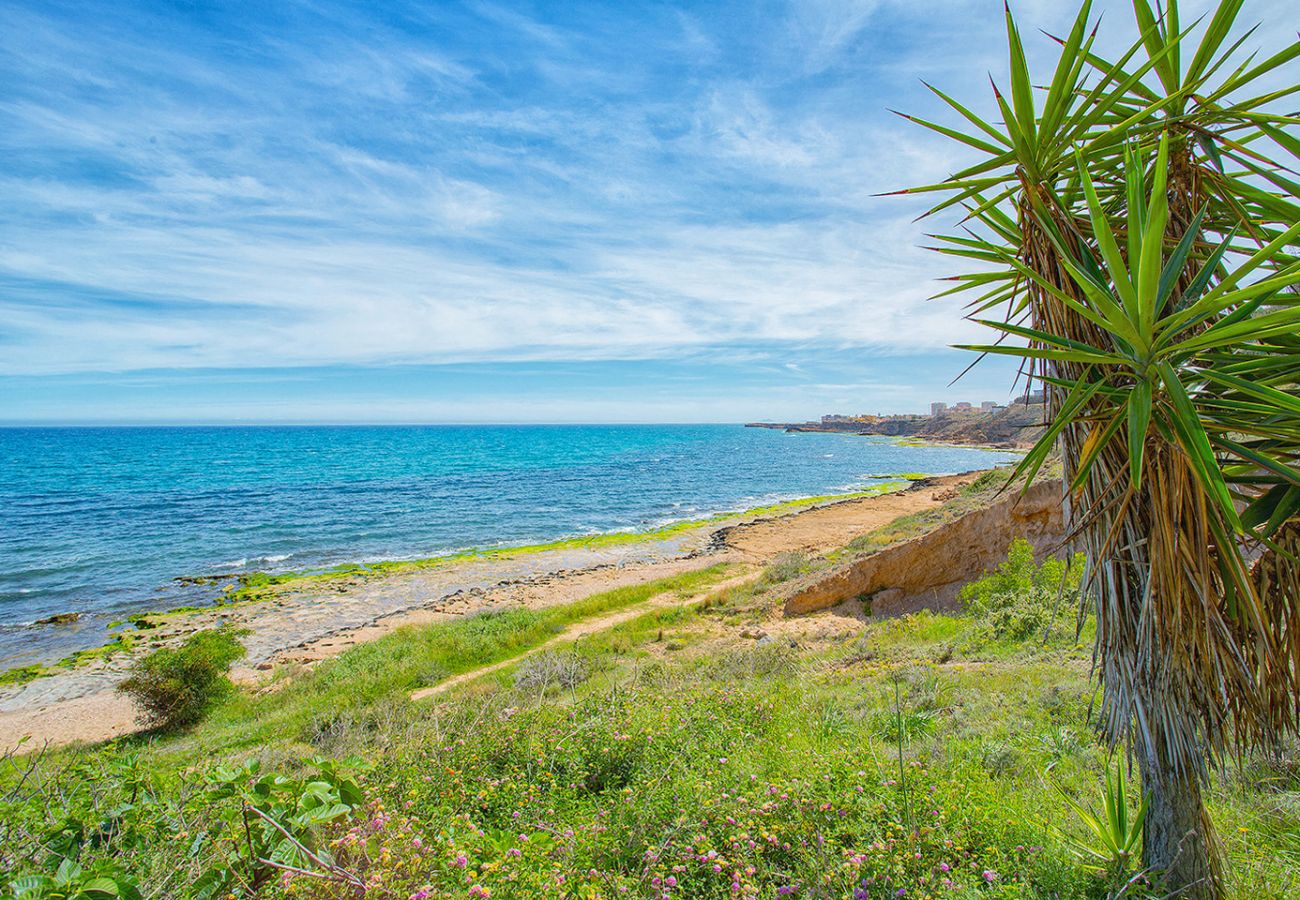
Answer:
xmin=116 ymin=629 xmax=246 ymax=730
xmin=192 ymin=756 xmax=369 ymax=898
xmin=6 ymin=802 xmax=144 ymax=900
xmin=960 ymin=539 xmax=1085 ymax=641
xmin=1053 ymin=760 xmax=1149 ymax=881
xmin=6 ymin=859 xmax=141 ymax=900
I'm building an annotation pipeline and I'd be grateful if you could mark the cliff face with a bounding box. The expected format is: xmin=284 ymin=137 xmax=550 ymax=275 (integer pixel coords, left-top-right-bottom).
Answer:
xmin=780 ymin=479 xmax=1066 ymax=618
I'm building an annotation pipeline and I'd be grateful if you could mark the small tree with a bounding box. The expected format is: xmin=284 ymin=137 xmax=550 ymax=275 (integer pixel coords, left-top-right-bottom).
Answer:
xmin=117 ymin=629 xmax=246 ymax=730
xmin=960 ymin=538 xmax=1084 ymax=641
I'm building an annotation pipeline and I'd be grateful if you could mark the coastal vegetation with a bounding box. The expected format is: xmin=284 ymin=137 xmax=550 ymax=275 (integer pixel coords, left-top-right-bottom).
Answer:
xmin=117 ymin=629 xmax=246 ymax=731
xmin=4 ymin=539 xmax=1299 ymax=898
xmin=901 ymin=0 xmax=1300 ymax=893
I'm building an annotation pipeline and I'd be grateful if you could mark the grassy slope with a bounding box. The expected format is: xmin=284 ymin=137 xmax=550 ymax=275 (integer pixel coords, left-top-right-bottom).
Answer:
xmin=3 ymin=486 xmax=1296 ymax=899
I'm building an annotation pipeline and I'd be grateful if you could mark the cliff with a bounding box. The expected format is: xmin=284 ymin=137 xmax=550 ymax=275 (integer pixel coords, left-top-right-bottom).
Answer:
xmin=780 ymin=478 xmax=1067 ymax=617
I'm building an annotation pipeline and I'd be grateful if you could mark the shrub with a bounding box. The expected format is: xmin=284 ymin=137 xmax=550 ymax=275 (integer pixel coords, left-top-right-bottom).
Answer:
xmin=117 ymin=628 xmax=245 ymax=730
xmin=513 ymin=650 xmax=588 ymax=693
xmin=960 ymin=539 xmax=1085 ymax=641
xmin=758 ymin=550 xmax=812 ymax=588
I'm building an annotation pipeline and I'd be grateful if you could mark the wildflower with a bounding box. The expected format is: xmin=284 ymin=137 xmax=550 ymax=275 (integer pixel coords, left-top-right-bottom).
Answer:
xmin=453 ymin=853 xmax=468 ymax=868
xmin=982 ymin=870 xmax=998 ymax=883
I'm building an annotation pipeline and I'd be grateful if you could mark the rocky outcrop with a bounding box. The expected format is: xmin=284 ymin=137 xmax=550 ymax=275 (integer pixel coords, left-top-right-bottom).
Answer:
xmin=781 ymin=479 xmax=1067 ymax=617
xmin=748 ymin=401 xmax=1046 ymax=448
xmin=912 ymin=402 xmax=1046 ymax=448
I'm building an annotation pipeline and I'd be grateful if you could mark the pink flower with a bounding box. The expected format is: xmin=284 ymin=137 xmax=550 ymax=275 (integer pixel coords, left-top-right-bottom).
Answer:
xmin=453 ymin=852 xmax=468 ymax=868
xmin=982 ymin=870 xmax=998 ymax=882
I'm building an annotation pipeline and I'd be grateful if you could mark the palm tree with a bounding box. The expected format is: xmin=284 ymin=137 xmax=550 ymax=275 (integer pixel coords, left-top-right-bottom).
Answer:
xmin=897 ymin=2 xmax=1300 ymax=894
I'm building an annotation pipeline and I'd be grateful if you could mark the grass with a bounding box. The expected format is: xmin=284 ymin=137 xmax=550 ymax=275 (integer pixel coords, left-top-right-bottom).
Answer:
xmin=6 ymin=484 xmax=1294 ymax=898
xmin=6 ymin=552 xmax=1296 ymax=898
xmin=158 ymin=564 xmax=738 ymax=755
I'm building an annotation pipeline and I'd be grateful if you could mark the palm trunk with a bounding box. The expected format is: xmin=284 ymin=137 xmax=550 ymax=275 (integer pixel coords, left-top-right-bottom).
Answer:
xmin=1022 ymin=204 xmax=1227 ymax=898
xmin=1137 ymin=745 xmax=1216 ymax=898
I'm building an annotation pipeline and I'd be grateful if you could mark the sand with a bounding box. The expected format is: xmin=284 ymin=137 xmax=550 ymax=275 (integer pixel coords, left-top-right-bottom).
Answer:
xmin=0 ymin=473 xmax=975 ymax=752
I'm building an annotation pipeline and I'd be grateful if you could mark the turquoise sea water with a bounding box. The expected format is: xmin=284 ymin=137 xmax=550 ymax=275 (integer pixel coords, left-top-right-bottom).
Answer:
xmin=0 ymin=425 xmax=1019 ymax=668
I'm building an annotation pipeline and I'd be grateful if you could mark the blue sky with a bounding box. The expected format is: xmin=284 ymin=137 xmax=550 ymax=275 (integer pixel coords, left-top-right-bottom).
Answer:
xmin=0 ymin=0 xmax=1291 ymax=423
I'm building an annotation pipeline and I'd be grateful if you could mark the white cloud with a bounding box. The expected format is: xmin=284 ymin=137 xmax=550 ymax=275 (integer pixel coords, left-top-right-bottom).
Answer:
xmin=0 ymin=0 xmax=1293 ymax=381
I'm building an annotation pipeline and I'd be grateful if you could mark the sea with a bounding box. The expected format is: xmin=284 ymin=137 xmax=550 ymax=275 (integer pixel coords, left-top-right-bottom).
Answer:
xmin=0 ymin=425 xmax=1020 ymax=669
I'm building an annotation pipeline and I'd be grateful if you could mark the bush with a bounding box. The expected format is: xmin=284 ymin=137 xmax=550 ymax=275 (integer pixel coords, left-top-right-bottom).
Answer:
xmin=117 ymin=628 xmax=245 ymax=730
xmin=758 ymin=550 xmax=811 ymax=588
xmin=513 ymin=650 xmax=589 ymax=693
xmin=960 ymin=538 xmax=1085 ymax=641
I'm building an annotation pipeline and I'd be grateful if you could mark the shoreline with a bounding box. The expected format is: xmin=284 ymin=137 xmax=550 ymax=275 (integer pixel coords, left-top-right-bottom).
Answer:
xmin=0 ymin=471 xmax=984 ymax=751
xmin=1 ymin=479 xmax=921 ymax=685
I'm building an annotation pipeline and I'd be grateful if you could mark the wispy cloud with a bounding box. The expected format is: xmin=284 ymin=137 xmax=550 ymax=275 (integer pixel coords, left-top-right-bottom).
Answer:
xmin=0 ymin=0 xmax=1293 ymax=417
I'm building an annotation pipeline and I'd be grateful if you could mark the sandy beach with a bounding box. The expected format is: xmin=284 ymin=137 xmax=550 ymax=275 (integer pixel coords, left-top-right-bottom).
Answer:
xmin=0 ymin=473 xmax=977 ymax=752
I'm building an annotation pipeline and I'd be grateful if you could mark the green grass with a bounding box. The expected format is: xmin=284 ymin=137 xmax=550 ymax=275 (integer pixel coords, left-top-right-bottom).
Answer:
xmin=155 ymin=563 xmax=738 ymax=755
xmin=6 ymin=514 xmax=1294 ymax=899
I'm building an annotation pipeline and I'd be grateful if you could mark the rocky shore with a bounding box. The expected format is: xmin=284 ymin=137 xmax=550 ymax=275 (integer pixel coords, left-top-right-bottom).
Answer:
xmin=1 ymin=475 xmax=980 ymax=751
xmin=748 ymin=400 xmax=1046 ymax=448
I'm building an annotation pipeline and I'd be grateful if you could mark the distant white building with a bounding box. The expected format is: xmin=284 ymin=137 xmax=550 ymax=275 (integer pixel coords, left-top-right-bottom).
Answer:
xmin=954 ymin=401 xmax=973 ymax=412
xmin=981 ymin=400 xmax=998 ymax=412
xmin=930 ymin=402 xmax=947 ymax=416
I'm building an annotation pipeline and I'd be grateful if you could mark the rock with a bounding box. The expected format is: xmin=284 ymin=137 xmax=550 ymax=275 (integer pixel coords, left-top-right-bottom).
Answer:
xmin=255 ymin=662 xmax=273 ymax=671
xmin=756 ymin=635 xmax=775 ymax=646
xmin=866 ymin=588 xmax=905 ymax=614
xmin=740 ymin=628 xmax=768 ymax=640
xmin=35 ymin=612 xmax=81 ymax=626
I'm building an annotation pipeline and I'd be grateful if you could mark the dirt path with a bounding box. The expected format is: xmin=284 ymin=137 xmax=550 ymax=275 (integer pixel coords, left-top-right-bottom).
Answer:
xmin=0 ymin=473 xmax=977 ymax=752
xmin=411 ymin=571 xmax=757 ymax=700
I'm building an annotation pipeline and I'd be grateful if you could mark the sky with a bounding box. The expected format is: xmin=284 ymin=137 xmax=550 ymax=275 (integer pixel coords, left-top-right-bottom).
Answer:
xmin=1 ymin=0 xmax=1293 ymax=424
